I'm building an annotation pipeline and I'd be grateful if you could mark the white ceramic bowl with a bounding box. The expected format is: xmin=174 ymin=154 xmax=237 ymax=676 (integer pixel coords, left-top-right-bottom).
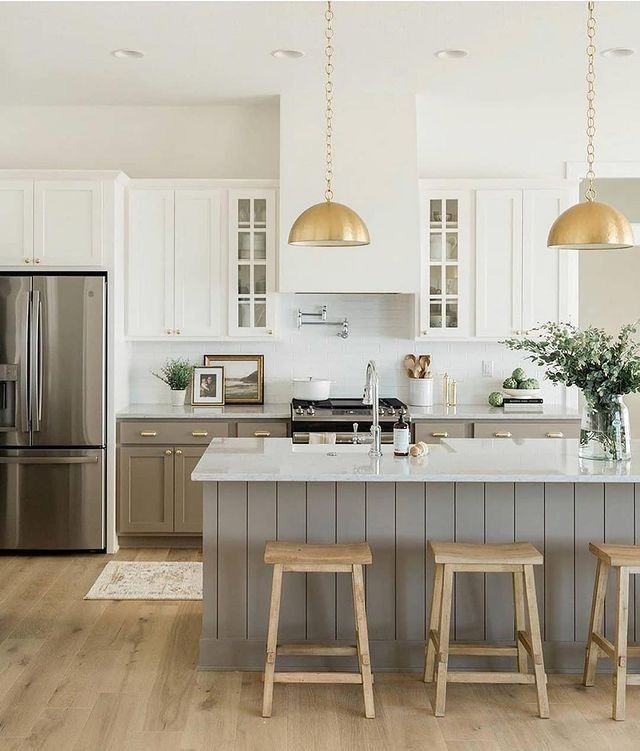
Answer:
xmin=503 ymin=388 xmax=542 ymax=398
xmin=293 ymin=378 xmax=332 ymax=401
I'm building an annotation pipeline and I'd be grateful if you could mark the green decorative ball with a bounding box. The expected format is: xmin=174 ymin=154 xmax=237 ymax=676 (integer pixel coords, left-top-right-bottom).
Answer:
xmin=519 ymin=378 xmax=539 ymax=390
xmin=502 ymin=377 xmax=518 ymax=389
xmin=512 ymin=367 xmax=527 ymax=383
xmin=488 ymin=391 xmax=504 ymax=407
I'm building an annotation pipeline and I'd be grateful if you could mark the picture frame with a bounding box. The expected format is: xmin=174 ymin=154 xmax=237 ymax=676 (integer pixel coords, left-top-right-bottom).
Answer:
xmin=202 ymin=354 xmax=264 ymax=404
xmin=191 ymin=366 xmax=225 ymax=406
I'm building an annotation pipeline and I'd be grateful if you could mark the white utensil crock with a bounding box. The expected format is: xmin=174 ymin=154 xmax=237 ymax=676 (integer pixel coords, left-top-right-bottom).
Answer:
xmin=408 ymin=378 xmax=434 ymax=407
xmin=293 ymin=378 xmax=332 ymax=401
xmin=170 ymin=389 xmax=187 ymax=407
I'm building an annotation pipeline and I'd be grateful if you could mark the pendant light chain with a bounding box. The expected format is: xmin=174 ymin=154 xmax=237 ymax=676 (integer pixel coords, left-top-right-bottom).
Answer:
xmin=324 ymin=1 xmax=334 ymax=203
xmin=585 ymin=1 xmax=597 ymax=202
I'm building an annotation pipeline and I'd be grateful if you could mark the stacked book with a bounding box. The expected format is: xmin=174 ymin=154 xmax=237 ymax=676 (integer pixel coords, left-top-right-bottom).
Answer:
xmin=503 ymin=397 xmax=544 ymax=414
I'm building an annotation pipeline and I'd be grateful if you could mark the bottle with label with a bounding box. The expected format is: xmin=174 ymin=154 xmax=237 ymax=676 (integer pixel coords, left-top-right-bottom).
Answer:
xmin=393 ymin=409 xmax=410 ymax=457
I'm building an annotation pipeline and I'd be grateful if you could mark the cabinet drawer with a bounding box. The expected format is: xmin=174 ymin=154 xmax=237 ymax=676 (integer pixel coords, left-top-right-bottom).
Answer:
xmin=414 ymin=421 xmax=472 ymax=444
xmin=473 ymin=421 xmax=580 ymax=440
xmin=119 ymin=421 xmax=230 ymax=445
xmin=236 ymin=421 xmax=288 ymax=438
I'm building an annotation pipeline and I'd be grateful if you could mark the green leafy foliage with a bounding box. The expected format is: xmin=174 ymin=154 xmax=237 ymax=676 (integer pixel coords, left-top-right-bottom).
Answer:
xmin=503 ymin=322 xmax=640 ymax=408
xmin=152 ymin=357 xmax=195 ymax=391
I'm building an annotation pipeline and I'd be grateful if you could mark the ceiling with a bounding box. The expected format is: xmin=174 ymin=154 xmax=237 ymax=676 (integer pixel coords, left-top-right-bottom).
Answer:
xmin=0 ymin=1 xmax=638 ymax=105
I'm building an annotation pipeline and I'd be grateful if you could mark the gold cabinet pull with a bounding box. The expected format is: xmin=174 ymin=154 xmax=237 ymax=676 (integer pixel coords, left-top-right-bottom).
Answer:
xmin=431 ymin=432 xmax=448 ymax=438
xmin=175 ymin=449 xmax=183 ymax=455
xmin=546 ymin=432 xmax=564 ymax=438
xmin=254 ymin=431 xmax=271 ymax=438
xmin=140 ymin=431 xmax=157 ymax=437
xmin=164 ymin=449 xmax=173 ymax=455
xmin=494 ymin=431 xmax=513 ymax=438
xmin=191 ymin=431 xmax=209 ymax=437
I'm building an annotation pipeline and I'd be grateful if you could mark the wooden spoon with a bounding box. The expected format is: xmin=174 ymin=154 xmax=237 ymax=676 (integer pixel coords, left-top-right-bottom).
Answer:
xmin=403 ymin=354 xmax=416 ymax=377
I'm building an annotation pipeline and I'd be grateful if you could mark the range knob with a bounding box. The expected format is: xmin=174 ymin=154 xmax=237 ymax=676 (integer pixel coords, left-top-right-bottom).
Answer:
xmin=307 ymin=405 xmax=315 ymax=416
xmin=295 ymin=406 xmax=304 ymax=415
xmin=378 ymin=406 xmax=385 ymax=417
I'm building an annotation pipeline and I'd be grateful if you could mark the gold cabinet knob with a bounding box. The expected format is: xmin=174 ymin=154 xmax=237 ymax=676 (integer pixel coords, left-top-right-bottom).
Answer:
xmin=164 ymin=449 xmax=173 ymax=455
xmin=35 ymin=258 xmax=41 ymax=264
xmin=175 ymin=329 xmax=181 ymax=335
xmin=24 ymin=258 xmax=31 ymax=264
xmin=175 ymin=449 xmax=183 ymax=455
xmin=266 ymin=329 xmax=273 ymax=335
xmin=166 ymin=329 xmax=173 ymax=335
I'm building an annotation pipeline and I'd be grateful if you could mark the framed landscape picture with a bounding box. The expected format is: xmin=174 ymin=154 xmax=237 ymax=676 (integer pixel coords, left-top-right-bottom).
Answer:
xmin=192 ymin=366 xmax=225 ymax=406
xmin=203 ymin=354 xmax=264 ymax=404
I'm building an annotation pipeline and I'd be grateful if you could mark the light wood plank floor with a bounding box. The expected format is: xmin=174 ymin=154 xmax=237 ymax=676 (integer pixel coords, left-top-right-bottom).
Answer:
xmin=0 ymin=549 xmax=638 ymax=751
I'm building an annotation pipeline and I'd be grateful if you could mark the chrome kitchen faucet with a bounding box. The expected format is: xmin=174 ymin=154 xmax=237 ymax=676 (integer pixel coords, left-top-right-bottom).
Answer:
xmin=362 ymin=360 xmax=383 ymax=458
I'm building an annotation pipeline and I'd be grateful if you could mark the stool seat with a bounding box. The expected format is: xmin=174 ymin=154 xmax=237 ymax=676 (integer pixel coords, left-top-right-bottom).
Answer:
xmin=429 ymin=541 xmax=543 ymax=566
xmin=588 ymin=542 xmax=640 ymax=568
xmin=264 ymin=541 xmax=372 ymax=566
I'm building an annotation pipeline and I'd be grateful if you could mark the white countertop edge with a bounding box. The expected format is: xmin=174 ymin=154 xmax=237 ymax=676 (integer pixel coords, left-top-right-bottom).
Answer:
xmin=117 ymin=403 xmax=291 ymax=419
xmin=191 ymin=472 xmax=638 ymax=483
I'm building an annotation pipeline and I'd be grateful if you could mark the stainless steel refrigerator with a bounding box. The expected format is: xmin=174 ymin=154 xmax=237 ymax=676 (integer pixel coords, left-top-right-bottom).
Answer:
xmin=0 ymin=273 xmax=106 ymax=551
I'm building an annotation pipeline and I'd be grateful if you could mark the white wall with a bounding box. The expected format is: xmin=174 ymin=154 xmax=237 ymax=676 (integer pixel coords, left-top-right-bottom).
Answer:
xmin=129 ymin=294 xmax=562 ymax=407
xmin=0 ymin=103 xmax=279 ymax=178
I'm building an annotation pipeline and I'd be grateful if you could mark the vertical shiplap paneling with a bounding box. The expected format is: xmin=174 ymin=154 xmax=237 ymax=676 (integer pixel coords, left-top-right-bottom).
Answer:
xmin=336 ymin=483 xmax=366 ymax=640
xmin=276 ymin=482 xmax=307 ymax=641
xmin=395 ymin=483 xmax=426 ymax=641
xmin=217 ymin=481 xmax=247 ymax=638
xmin=604 ymin=484 xmax=635 ymax=641
xmin=247 ymin=482 xmax=277 ymax=640
xmin=544 ymin=483 xmax=575 ymax=642
xmin=515 ymin=483 xmax=545 ymax=627
xmin=454 ymin=483 xmax=485 ymax=641
xmin=574 ymin=484 xmax=604 ymax=643
xmin=485 ymin=483 xmax=515 ymax=644
xmin=202 ymin=483 xmax=218 ymax=638
xmin=366 ymin=482 xmax=396 ymax=640
xmin=426 ymin=483 xmax=455 ymax=639
xmin=306 ymin=482 xmax=337 ymax=641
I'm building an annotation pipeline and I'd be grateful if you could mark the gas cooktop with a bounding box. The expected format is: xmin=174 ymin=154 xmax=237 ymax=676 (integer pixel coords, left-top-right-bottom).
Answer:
xmin=291 ymin=397 xmax=409 ymax=421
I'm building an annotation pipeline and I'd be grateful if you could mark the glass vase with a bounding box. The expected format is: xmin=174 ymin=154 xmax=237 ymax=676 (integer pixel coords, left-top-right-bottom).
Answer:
xmin=579 ymin=395 xmax=631 ymax=461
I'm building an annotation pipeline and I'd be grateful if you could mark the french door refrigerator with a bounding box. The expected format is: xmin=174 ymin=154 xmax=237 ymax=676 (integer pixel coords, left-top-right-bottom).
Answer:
xmin=0 ymin=273 xmax=106 ymax=551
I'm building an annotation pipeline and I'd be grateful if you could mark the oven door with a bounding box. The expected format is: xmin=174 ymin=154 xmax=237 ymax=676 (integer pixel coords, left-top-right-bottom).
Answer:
xmin=292 ymin=430 xmax=394 ymax=445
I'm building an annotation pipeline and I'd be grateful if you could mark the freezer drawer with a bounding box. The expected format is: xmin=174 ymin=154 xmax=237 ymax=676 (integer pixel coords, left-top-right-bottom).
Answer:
xmin=0 ymin=448 xmax=105 ymax=551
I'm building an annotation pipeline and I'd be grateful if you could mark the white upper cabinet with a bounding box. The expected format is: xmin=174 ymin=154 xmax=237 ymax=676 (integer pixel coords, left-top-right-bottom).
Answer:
xmin=34 ymin=181 xmax=102 ymax=266
xmin=0 ymin=181 xmax=33 ymax=266
xmin=228 ymin=189 xmax=276 ymax=337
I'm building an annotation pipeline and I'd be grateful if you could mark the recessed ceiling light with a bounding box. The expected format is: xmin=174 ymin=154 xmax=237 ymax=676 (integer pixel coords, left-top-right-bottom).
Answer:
xmin=601 ymin=47 xmax=635 ymax=58
xmin=271 ymin=49 xmax=305 ymax=60
xmin=111 ymin=49 xmax=145 ymax=59
xmin=434 ymin=49 xmax=468 ymax=60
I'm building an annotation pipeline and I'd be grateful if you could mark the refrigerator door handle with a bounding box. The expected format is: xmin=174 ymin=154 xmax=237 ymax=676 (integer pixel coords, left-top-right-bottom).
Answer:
xmin=30 ymin=290 xmax=43 ymax=432
xmin=0 ymin=456 xmax=99 ymax=465
xmin=20 ymin=291 xmax=30 ymax=433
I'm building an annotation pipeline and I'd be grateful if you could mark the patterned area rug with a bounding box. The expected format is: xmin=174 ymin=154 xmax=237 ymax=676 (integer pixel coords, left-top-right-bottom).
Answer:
xmin=84 ymin=561 xmax=202 ymax=600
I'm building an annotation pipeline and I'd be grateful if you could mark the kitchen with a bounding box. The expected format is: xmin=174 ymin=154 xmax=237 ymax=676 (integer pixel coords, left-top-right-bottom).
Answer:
xmin=1 ymin=1 xmax=640 ymax=749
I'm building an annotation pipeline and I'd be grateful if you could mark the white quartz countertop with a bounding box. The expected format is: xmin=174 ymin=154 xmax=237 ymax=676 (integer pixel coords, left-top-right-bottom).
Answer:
xmin=191 ymin=437 xmax=640 ymax=483
xmin=408 ymin=404 xmax=580 ymax=421
xmin=117 ymin=403 xmax=290 ymax=420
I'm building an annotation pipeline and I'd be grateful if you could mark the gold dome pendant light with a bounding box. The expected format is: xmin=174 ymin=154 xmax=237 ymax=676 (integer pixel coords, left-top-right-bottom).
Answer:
xmin=288 ymin=1 xmax=370 ymax=247
xmin=548 ymin=1 xmax=634 ymax=250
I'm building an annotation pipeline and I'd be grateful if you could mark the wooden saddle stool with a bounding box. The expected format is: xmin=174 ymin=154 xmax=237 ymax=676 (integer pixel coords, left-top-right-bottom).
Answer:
xmin=584 ymin=542 xmax=640 ymax=720
xmin=425 ymin=541 xmax=549 ymax=718
xmin=261 ymin=541 xmax=375 ymax=719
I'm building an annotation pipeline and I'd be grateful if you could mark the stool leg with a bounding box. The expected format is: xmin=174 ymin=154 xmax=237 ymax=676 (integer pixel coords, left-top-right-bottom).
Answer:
xmin=583 ymin=558 xmax=608 ymax=687
xmin=613 ymin=566 xmax=630 ymax=721
xmin=434 ymin=565 xmax=454 ymax=717
xmin=352 ymin=564 xmax=375 ymax=719
xmin=513 ymin=569 xmax=528 ymax=674
xmin=424 ymin=563 xmax=444 ymax=683
xmin=262 ymin=563 xmax=283 ymax=718
xmin=523 ymin=564 xmax=549 ymax=719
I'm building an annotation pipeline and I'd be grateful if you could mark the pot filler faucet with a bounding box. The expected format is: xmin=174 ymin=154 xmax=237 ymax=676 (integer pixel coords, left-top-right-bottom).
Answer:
xmin=362 ymin=360 xmax=383 ymax=458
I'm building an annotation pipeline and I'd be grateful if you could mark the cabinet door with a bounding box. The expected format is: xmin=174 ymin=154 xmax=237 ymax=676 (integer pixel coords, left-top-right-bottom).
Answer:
xmin=174 ymin=446 xmax=205 ymax=534
xmin=419 ymin=188 xmax=471 ymax=337
xmin=127 ymin=189 xmax=175 ymax=336
xmin=522 ymin=187 xmax=579 ymax=330
xmin=174 ymin=190 xmax=221 ymax=337
xmin=475 ymin=189 xmax=523 ymax=338
xmin=0 ymin=181 xmax=34 ymax=266
xmin=118 ymin=446 xmax=174 ymax=533
xmin=34 ymin=181 xmax=102 ymax=266
xmin=228 ymin=190 xmax=276 ymax=337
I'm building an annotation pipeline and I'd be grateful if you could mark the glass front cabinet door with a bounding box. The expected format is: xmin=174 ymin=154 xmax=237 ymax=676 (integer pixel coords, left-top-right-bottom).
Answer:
xmin=418 ymin=185 xmax=471 ymax=338
xmin=228 ymin=189 xmax=276 ymax=337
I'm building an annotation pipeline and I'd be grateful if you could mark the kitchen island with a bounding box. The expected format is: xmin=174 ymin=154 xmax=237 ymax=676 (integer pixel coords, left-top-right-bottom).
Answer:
xmin=192 ymin=437 xmax=640 ymax=673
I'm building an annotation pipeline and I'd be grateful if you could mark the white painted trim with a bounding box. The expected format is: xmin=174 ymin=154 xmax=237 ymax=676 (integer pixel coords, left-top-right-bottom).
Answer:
xmin=565 ymin=162 xmax=640 ymax=179
xmin=131 ymin=178 xmax=278 ymax=190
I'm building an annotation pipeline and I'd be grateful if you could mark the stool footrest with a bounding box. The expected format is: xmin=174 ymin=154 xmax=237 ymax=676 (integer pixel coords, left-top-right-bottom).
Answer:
xmin=449 ymin=641 xmax=519 ymax=657
xmin=447 ymin=671 xmax=536 ymax=685
xmin=277 ymin=643 xmax=358 ymax=657
xmin=273 ymin=672 xmax=364 ymax=684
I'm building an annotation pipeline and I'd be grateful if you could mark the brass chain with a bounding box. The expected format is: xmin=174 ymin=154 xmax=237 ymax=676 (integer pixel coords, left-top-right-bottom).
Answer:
xmin=585 ymin=1 xmax=597 ymax=201
xmin=324 ymin=1 xmax=334 ymax=202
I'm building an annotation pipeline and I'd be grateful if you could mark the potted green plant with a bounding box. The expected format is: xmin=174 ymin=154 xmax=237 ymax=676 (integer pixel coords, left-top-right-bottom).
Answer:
xmin=152 ymin=358 xmax=195 ymax=407
xmin=504 ymin=322 xmax=640 ymax=461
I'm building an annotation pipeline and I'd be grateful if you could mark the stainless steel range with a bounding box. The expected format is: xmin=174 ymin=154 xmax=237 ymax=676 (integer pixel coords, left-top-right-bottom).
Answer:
xmin=291 ymin=397 xmax=410 ymax=444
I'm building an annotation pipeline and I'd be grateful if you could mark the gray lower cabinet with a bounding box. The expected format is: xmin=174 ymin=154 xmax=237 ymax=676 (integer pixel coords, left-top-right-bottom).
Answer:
xmin=414 ymin=419 xmax=580 ymax=443
xmin=118 ymin=446 xmax=175 ymax=534
xmin=174 ymin=447 xmax=206 ymax=533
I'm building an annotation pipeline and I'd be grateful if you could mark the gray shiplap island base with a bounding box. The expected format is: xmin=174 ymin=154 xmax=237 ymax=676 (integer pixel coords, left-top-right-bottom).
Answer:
xmin=193 ymin=438 xmax=640 ymax=673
